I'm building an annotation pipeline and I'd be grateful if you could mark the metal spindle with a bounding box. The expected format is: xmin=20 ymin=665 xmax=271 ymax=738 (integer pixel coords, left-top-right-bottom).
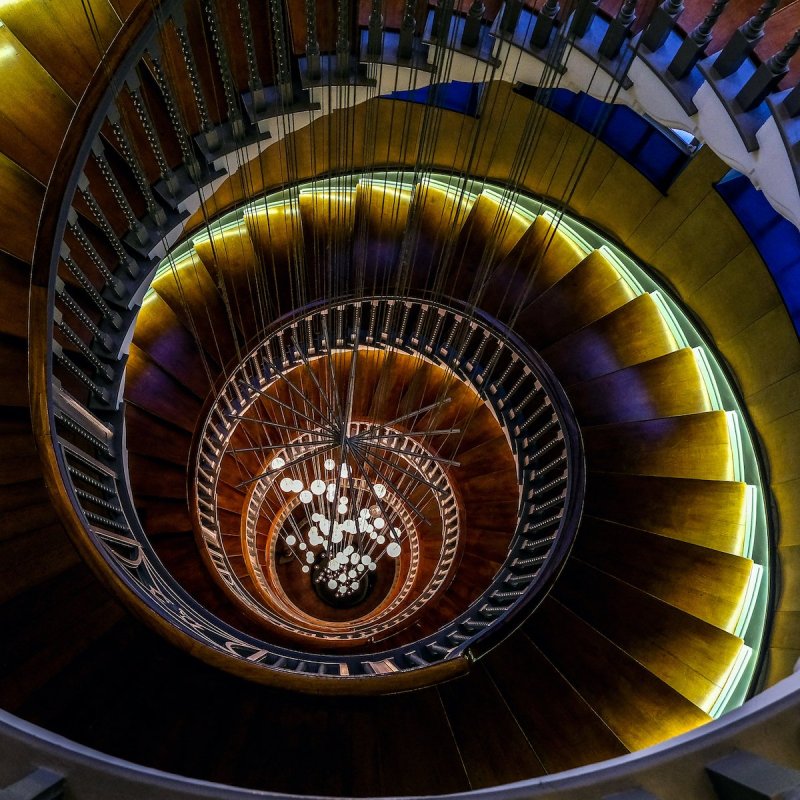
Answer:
xmin=668 ymin=0 xmax=728 ymax=79
xmin=713 ymin=0 xmax=779 ymax=78
xmin=737 ymin=28 xmax=800 ymax=110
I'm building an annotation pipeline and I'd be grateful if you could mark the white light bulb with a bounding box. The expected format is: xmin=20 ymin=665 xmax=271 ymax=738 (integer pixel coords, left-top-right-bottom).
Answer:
xmin=324 ymin=459 xmax=336 ymax=471
xmin=279 ymin=477 xmax=294 ymax=492
xmin=340 ymin=464 xmax=350 ymax=478
xmin=285 ymin=534 xmax=296 ymax=546
xmin=350 ymin=553 xmax=360 ymax=564
xmin=377 ymin=535 xmax=385 ymax=544
xmin=305 ymin=552 xmax=315 ymax=564
xmin=271 ymin=457 xmax=286 ymax=470
xmin=300 ymin=490 xmax=313 ymax=504
xmin=327 ymin=579 xmax=337 ymax=590
xmin=373 ymin=483 xmax=386 ymax=499
xmin=350 ymin=581 xmax=359 ymax=589
xmin=374 ymin=517 xmax=385 ymax=530
xmin=291 ymin=479 xmax=303 ymax=493
xmin=387 ymin=542 xmax=402 ymax=558
xmin=302 ymin=565 xmax=310 ymax=573
xmin=299 ymin=542 xmax=307 ymax=551
xmin=311 ymin=479 xmax=326 ymax=495
xmin=368 ymin=562 xmax=377 ymax=571
xmin=361 ymin=554 xmax=372 ymax=565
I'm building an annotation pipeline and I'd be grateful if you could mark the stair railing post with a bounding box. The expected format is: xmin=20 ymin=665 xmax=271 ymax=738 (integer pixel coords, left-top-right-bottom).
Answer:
xmin=462 ymin=0 xmax=486 ymax=48
xmin=398 ymin=0 xmax=416 ymax=57
xmin=667 ymin=0 xmax=728 ymax=79
xmin=599 ymin=0 xmax=637 ymax=60
xmin=531 ymin=0 xmax=560 ymax=50
xmin=305 ymin=0 xmax=322 ymax=78
xmin=641 ymin=0 xmax=684 ymax=52
xmin=367 ymin=0 xmax=384 ymax=55
xmin=499 ymin=0 xmax=524 ymax=35
xmin=570 ymin=0 xmax=601 ymax=39
xmin=736 ymin=28 xmax=800 ymax=110
xmin=712 ymin=0 xmax=779 ymax=77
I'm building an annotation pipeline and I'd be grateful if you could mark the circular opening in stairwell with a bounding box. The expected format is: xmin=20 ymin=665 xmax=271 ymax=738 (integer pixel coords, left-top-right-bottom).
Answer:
xmin=191 ymin=295 xmax=584 ymax=658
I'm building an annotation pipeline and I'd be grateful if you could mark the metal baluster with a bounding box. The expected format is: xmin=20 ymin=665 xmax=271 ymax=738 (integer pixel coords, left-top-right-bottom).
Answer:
xmin=336 ymin=0 xmax=351 ymax=78
xmin=66 ymin=209 xmax=126 ymax=298
xmin=713 ymin=0 xmax=778 ymax=78
xmin=238 ymin=0 xmax=266 ymax=112
xmin=173 ymin=9 xmax=221 ymax=151
xmin=641 ymin=0 xmax=684 ymax=52
xmin=570 ymin=0 xmax=601 ymax=38
xmin=668 ymin=0 xmax=728 ymax=79
xmin=54 ymin=310 xmax=114 ymax=381
xmin=107 ymin=104 xmax=167 ymax=226
xmin=304 ymin=0 xmax=322 ymax=78
xmin=736 ymin=28 xmax=800 ymax=110
xmin=125 ymin=69 xmax=180 ymax=198
xmin=598 ymin=0 xmax=637 ymax=60
xmin=531 ymin=0 xmax=560 ymax=48
xmin=147 ymin=47 xmax=202 ymax=179
xmin=270 ymin=0 xmax=294 ymax=102
xmin=461 ymin=0 xmax=485 ymax=47
xmin=61 ymin=248 xmax=123 ymax=330
xmin=90 ymin=140 xmax=149 ymax=246
xmin=367 ymin=0 xmax=384 ymax=56
xmin=433 ymin=0 xmax=456 ymax=39
xmin=204 ymin=0 xmax=245 ymax=138
xmin=55 ymin=278 xmax=115 ymax=352
xmin=398 ymin=0 xmax=416 ymax=58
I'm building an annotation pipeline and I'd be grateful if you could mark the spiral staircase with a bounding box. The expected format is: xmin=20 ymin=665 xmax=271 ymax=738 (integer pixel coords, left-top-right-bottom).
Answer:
xmin=2 ymin=0 xmax=800 ymax=798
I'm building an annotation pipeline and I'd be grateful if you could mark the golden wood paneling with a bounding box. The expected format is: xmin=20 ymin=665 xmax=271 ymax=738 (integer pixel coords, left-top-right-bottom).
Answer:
xmin=585 ymin=473 xmax=748 ymax=554
xmin=625 ymin=146 xmax=730 ymax=260
xmin=747 ymin=370 xmax=800 ymax=430
xmin=648 ymin=192 xmax=752 ymax=295
xmin=567 ymin=348 xmax=711 ymax=425
xmin=583 ymin=411 xmax=735 ymax=481
xmin=774 ymin=478 xmax=800 ymax=547
xmin=723 ymin=306 xmax=800 ymax=396
xmin=691 ymin=245 xmax=783 ymax=342
xmin=580 ymin=155 xmax=663 ymax=242
xmin=576 ymin=517 xmax=754 ymax=633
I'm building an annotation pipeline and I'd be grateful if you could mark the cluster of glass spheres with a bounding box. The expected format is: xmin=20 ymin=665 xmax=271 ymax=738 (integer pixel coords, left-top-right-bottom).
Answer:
xmin=273 ymin=456 xmax=403 ymax=599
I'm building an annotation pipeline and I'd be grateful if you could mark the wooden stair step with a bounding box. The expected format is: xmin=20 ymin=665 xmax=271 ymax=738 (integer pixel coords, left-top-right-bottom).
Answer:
xmin=585 ymin=473 xmax=749 ymax=555
xmin=582 ymin=411 xmax=735 ymax=481
xmin=574 ymin=516 xmax=754 ymax=633
xmin=554 ymin=558 xmax=745 ymax=711
xmin=525 ymin=596 xmax=712 ymax=751
xmin=566 ymin=348 xmax=712 ymax=426
xmin=483 ymin=630 xmax=629 ymax=772
xmin=514 ymin=249 xmax=637 ymax=349
xmin=438 ymin=663 xmax=546 ymax=787
xmin=540 ymin=294 xmax=678 ymax=387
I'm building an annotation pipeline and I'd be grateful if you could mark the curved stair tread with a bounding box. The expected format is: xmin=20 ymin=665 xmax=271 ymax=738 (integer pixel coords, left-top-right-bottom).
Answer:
xmin=351 ymin=180 xmax=413 ymax=287
xmin=483 ymin=215 xmax=589 ymax=320
xmin=515 ymin=249 xmax=637 ymax=350
xmin=574 ymin=516 xmax=755 ymax=632
xmin=0 ymin=562 xmax=125 ymax=712
xmin=133 ymin=293 xmax=215 ymax=398
xmin=582 ymin=410 xmax=736 ymax=481
xmin=0 ymin=23 xmax=76 ymax=184
xmin=150 ymin=254 xmax=241 ymax=368
xmin=124 ymin=405 xmax=193 ymax=466
xmin=525 ymin=596 xmax=712 ymax=751
xmin=403 ymin=182 xmax=474 ymax=287
xmin=554 ymin=558 xmax=745 ymax=711
xmin=584 ymin=473 xmax=749 ymax=554
xmin=0 ymin=0 xmax=123 ymax=101
xmin=566 ymin=348 xmax=713 ymax=426
xmin=448 ymin=192 xmax=531 ymax=290
xmin=540 ymin=293 xmax=678 ymax=387
xmin=437 ymin=663 xmax=548 ymax=786
xmin=193 ymin=227 xmax=270 ymax=342
xmin=483 ymin=631 xmax=629 ymax=772
xmin=125 ymin=343 xmax=203 ymax=432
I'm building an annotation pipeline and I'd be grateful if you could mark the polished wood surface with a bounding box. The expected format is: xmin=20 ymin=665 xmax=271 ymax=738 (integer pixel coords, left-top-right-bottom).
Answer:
xmin=575 ymin=517 xmax=754 ymax=633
